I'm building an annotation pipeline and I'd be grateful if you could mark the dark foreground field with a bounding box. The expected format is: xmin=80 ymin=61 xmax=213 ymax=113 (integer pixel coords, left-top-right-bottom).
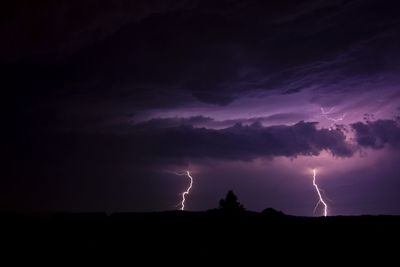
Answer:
xmin=1 ymin=210 xmax=399 ymax=262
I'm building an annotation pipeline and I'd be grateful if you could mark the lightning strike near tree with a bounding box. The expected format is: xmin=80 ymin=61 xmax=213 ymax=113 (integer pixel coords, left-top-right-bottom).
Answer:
xmin=312 ymin=169 xmax=328 ymax=217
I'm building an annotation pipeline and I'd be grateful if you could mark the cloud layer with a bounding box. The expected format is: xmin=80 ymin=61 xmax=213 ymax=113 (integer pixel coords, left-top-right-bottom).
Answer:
xmin=33 ymin=121 xmax=354 ymax=166
xmin=352 ymin=119 xmax=400 ymax=149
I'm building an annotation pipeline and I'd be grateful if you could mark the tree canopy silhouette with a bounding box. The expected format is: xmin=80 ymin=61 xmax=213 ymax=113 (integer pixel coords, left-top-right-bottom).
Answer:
xmin=219 ymin=190 xmax=245 ymax=212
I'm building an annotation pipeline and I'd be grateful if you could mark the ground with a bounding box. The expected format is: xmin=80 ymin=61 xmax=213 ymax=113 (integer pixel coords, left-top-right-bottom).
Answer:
xmin=1 ymin=210 xmax=399 ymax=263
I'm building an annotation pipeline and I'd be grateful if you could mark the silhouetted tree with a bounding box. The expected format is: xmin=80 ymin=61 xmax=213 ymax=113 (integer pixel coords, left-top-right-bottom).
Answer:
xmin=219 ymin=190 xmax=245 ymax=212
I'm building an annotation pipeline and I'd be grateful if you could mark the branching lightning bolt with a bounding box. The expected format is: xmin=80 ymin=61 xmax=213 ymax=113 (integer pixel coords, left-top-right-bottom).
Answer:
xmin=320 ymin=107 xmax=346 ymax=129
xmin=312 ymin=169 xmax=328 ymax=217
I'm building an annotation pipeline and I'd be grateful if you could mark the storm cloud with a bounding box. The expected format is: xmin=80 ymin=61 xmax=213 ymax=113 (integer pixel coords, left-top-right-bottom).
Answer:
xmin=34 ymin=121 xmax=354 ymax=166
xmin=352 ymin=119 xmax=400 ymax=150
xmin=3 ymin=0 xmax=400 ymax=118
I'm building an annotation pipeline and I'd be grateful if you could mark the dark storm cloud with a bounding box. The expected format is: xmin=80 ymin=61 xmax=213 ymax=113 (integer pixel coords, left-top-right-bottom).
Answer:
xmin=72 ymin=0 xmax=399 ymax=107
xmin=3 ymin=0 xmax=400 ymax=115
xmin=133 ymin=113 xmax=309 ymax=130
xmin=352 ymin=119 xmax=400 ymax=149
xmin=211 ymin=113 xmax=310 ymax=127
xmin=0 ymin=0 xmax=196 ymax=62
xmin=38 ymin=121 xmax=354 ymax=166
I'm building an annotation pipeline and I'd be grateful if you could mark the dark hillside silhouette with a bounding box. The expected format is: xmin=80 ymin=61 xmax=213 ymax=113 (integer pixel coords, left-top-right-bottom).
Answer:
xmin=262 ymin=207 xmax=285 ymax=217
xmin=0 ymin=191 xmax=399 ymax=262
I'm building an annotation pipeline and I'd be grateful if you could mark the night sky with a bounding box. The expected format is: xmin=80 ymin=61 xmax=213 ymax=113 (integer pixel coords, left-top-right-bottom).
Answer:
xmin=3 ymin=0 xmax=400 ymax=215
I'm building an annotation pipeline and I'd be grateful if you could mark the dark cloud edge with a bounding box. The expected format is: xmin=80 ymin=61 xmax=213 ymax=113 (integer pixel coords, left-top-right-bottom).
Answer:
xmin=36 ymin=120 xmax=356 ymax=164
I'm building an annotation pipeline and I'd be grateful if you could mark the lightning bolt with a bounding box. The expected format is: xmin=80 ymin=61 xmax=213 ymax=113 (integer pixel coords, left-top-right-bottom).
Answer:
xmin=312 ymin=169 xmax=328 ymax=217
xmin=169 ymin=170 xmax=194 ymax=211
xmin=180 ymin=171 xmax=193 ymax=211
xmin=320 ymin=107 xmax=346 ymax=129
